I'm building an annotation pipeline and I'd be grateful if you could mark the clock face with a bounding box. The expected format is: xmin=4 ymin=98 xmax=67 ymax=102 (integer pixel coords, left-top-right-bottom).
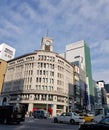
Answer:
xmin=46 ymin=41 xmax=50 ymax=45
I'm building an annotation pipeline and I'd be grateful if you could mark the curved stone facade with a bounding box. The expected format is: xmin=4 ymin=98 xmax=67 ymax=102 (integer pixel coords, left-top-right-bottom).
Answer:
xmin=2 ymin=50 xmax=74 ymax=116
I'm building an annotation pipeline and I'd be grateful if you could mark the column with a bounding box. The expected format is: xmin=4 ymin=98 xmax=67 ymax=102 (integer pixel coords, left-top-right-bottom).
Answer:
xmin=52 ymin=104 xmax=56 ymax=116
xmin=28 ymin=103 xmax=33 ymax=112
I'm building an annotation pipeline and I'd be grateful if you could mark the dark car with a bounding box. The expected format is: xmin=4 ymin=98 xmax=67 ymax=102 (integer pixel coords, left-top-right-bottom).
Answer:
xmin=33 ymin=109 xmax=49 ymax=119
xmin=78 ymin=116 xmax=109 ymax=130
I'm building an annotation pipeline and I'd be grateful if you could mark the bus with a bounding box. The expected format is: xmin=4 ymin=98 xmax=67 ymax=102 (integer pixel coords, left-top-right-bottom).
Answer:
xmin=0 ymin=104 xmax=26 ymax=124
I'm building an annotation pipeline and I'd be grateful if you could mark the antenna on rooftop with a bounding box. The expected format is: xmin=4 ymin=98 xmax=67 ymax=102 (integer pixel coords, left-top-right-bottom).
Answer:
xmin=46 ymin=29 xmax=49 ymax=37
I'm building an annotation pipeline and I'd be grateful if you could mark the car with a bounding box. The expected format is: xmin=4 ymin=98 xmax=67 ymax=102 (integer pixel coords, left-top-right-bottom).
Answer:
xmin=33 ymin=109 xmax=49 ymax=119
xmin=78 ymin=116 xmax=109 ymax=130
xmin=53 ymin=112 xmax=85 ymax=124
xmin=79 ymin=113 xmax=94 ymax=122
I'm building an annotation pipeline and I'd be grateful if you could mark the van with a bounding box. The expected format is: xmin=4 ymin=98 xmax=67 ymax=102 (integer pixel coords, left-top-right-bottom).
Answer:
xmin=33 ymin=109 xmax=49 ymax=119
xmin=0 ymin=104 xmax=26 ymax=124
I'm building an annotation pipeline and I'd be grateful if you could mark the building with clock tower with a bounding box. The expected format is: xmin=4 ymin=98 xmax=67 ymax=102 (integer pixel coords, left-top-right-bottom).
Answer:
xmin=1 ymin=36 xmax=75 ymax=116
xmin=41 ymin=36 xmax=53 ymax=52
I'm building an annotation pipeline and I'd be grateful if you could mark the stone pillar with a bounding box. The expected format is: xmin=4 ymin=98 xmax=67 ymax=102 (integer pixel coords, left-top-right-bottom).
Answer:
xmin=63 ymin=105 xmax=66 ymax=112
xmin=28 ymin=103 xmax=33 ymax=112
xmin=39 ymin=94 xmax=41 ymax=100
xmin=52 ymin=104 xmax=56 ymax=116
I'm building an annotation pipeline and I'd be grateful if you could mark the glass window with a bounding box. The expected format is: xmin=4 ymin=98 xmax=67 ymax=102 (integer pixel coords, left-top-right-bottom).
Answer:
xmin=66 ymin=112 xmax=72 ymax=116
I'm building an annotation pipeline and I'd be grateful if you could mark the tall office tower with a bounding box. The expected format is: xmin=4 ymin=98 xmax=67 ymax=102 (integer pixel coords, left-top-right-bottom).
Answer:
xmin=65 ymin=40 xmax=94 ymax=111
xmin=0 ymin=43 xmax=16 ymax=61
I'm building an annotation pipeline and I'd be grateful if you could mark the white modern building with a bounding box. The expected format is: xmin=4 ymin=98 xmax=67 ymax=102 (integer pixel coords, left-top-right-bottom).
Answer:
xmin=0 ymin=43 xmax=16 ymax=61
xmin=64 ymin=40 xmax=94 ymax=111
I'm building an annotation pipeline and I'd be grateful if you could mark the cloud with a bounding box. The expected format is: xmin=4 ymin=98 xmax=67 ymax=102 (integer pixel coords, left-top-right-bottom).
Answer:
xmin=0 ymin=0 xmax=109 ymax=83
xmin=91 ymin=40 xmax=109 ymax=83
xmin=91 ymin=40 xmax=109 ymax=58
xmin=1 ymin=18 xmax=22 ymax=34
xmin=93 ymin=68 xmax=109 ymax=84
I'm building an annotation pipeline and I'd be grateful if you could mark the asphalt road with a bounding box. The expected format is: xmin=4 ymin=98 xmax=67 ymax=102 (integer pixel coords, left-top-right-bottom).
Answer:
xmin=0 ymin=117 xmax=79 ymax=130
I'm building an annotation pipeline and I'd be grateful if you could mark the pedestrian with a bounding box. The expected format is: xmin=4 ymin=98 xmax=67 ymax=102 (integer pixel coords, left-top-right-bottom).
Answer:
xmin=29 ymin=111 xmax=32 ymax=117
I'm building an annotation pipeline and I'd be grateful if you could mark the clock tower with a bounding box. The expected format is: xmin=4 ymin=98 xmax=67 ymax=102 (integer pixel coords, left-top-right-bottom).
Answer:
xmin=41 ymin=36 xmax=53 ymax=52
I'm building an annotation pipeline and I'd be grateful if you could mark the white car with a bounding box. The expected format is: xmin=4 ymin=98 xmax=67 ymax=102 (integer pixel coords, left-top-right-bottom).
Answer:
xmin=53 ymin=112 xmax=85 ymax=124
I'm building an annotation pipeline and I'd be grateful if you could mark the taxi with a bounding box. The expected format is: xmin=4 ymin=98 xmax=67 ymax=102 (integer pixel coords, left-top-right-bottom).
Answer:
xmin=83 ymin=113 xmax=94 ymax=122
xmin=79 ymin=113 xmax=94 ymax=122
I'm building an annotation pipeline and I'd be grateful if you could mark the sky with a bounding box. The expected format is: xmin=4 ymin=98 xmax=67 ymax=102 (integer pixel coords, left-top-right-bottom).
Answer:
xmin=0 ymin=0 xmax=109 ymax=83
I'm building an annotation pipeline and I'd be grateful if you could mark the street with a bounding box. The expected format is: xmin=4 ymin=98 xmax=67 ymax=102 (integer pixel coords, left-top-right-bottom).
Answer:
xmin=0 ymin=117 xmax=79 ymax=130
